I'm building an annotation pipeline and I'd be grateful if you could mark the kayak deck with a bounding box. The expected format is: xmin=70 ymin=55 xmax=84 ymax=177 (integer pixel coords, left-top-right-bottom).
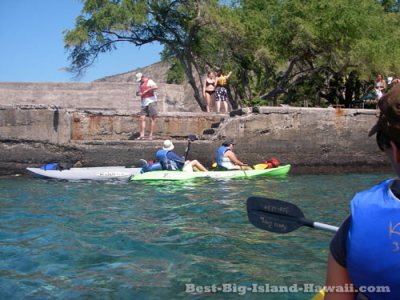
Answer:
xmin=130 ymin=164 xmax=291 ymax=181
xmin=27 ymin=166 xmax=142 ymax=180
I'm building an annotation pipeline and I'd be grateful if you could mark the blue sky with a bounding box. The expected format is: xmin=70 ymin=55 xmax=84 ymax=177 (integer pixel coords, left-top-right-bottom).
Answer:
xmin=0 ymin=0 xmax=162 ymax=82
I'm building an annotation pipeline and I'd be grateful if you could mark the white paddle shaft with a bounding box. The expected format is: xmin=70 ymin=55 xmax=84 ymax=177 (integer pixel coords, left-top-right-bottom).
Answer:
xmin=313 ymin=222 xmax=339 ymax=233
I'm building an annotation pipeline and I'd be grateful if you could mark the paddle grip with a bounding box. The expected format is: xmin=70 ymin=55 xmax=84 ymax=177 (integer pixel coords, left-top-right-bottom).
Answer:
xmin=301 ymin=218 xmax=315 ymax=228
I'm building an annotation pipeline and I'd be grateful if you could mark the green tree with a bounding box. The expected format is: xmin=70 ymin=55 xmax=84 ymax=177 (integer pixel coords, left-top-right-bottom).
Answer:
xmin=65 ymin=0 xmax=400 ymax=109
xmin=64 ymin=0 xmax=217 ymax=110
xmin=202 ymin=0 xmax=400 ymax=106
xmin=380 ymin=0 xmax=399 ymax=12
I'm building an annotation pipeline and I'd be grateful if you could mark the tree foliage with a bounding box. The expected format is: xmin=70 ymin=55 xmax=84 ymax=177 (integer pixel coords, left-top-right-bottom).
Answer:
xmin=65 ymin=0 xmax=400 ymax=109
xmin=205 ymin=0 xmax=400 ymax=106
xmin=65 ymin=0 xmax=215 ymax=110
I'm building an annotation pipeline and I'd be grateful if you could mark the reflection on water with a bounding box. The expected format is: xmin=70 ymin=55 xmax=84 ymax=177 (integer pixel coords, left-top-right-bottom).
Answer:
xmin=0 ymin=172 xmax=391 ymax=299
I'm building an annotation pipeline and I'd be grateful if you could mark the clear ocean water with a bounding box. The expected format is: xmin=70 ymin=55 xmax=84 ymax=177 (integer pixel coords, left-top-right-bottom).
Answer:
xmin=0 ymin=172 xmax=392 ymax=300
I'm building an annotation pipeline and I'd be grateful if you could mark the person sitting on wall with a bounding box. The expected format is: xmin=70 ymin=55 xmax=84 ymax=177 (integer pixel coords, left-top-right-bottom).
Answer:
xmin=216 ymin=139 xmax=253 ymax=170
xmin=156 ymin=140 xmax=208 ymax=172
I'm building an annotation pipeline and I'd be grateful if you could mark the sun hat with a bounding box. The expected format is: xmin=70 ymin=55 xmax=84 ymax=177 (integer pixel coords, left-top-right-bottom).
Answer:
xmin=135 ymin=72 xmax=143 ymax=82
xmin=163 ymin=140 xmax=174 ymax=151
xmin=222 ymin=139 xmax=235 ymax=146
xmin=368 ymin=84 xmax=400 ymax=145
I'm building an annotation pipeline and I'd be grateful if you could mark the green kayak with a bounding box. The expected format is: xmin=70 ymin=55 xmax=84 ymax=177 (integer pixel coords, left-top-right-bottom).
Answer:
xmin=129 ymin=164 xmax=291 ymax=181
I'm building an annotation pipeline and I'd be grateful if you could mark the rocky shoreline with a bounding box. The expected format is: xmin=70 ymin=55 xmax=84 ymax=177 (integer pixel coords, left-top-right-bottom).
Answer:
xmin=0 ymin=104 xmax=391 ymax=176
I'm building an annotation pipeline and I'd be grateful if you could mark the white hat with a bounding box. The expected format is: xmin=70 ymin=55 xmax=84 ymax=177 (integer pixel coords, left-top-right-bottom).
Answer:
xmin=135 ymin=72 xmax=143 ymax=82
xmin=162 ymin=139 xmax=174 ymax=151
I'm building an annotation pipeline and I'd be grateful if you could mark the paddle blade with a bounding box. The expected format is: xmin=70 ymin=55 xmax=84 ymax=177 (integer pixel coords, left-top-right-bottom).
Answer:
xmin=246 ymin=197 xmax=306 ymax=233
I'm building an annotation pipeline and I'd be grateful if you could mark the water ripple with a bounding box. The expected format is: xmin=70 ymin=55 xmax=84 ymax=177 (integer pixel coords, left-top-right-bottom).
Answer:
xmin=0 ymin=173 xmax=391 ymax=299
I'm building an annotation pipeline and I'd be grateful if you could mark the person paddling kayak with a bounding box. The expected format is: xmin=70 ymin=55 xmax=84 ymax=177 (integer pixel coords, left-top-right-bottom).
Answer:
xmin=325 ymin=85 xmax=400 ymax=299
xmin=156 ymin=140 xmax=208 ymax=172
xmin=216 ymin=139 xmax=252 ymax=170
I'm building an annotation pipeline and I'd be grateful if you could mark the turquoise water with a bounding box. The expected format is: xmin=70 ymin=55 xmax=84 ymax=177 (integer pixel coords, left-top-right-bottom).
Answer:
xmin=0 ymin=173 xmax=391 ymax=299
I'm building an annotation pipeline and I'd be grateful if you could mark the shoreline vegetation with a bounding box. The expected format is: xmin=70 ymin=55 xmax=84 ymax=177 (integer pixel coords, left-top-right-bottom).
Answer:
xmin=65 ymin=1 xmax=400 ymax=111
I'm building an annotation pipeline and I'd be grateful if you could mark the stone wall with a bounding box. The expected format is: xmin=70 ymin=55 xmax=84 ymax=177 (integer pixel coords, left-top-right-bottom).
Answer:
xmin=0 ymin=104 xmax=391 ymax=175
xmin=215 ymin=107 xmax=386 ymax=171
xmin=0 ymin=82 xmax=201 ymax=112
xmin=0 ymin=106 xmax=222 ymax=144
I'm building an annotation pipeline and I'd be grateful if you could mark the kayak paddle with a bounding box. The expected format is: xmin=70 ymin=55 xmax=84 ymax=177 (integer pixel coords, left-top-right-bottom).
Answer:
xmin=246 ymin=196 xmax=339 ymax=233
xmin=184 ymin=134 xmax=198 ymax=161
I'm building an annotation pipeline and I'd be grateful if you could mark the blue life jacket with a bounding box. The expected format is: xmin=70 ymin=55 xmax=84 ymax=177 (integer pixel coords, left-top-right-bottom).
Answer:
xmin=141 ymin=162 xmax=162 ymax=173
xmin=216 ymin=146 xmax=229 ymax=168
xmin=156 ymin=149 xmax=178 ymax=170
xmin=40 ymin=163 xmax=60 ymax=170
xmin=347 ymin=179 xmax=400 ymax=299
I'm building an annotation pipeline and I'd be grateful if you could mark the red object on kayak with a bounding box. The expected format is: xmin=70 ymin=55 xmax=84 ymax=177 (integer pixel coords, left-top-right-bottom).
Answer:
xmin=263 ymin=158 xmax=280 ymax=168
xmin=270 ymin=158 xmax=280 ymax=167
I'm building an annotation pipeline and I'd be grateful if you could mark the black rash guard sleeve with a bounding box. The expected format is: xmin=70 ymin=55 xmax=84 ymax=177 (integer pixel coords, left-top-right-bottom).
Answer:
xmin=391 ymin=180 xmax=400 ymax=199
xmin=329 ymin=216 xmax=351 ymax=268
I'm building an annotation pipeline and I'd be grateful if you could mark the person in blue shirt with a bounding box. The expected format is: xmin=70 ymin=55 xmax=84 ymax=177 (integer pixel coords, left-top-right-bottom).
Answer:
xmin=156 ymin=140 xmax=208 ymax=172
xmin=216 ymin=139 xmax=252 ymax=170
xmin=325 ymin=85 xmax=400 ymax=299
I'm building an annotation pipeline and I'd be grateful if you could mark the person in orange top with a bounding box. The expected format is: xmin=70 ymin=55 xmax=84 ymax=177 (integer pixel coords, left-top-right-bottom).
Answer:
xmin=215 ymin=69 xmax=232 ymax=113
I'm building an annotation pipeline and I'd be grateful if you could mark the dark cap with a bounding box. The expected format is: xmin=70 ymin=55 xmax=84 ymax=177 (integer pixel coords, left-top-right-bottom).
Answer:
xmin=222 ymin=139 xmax=235 ymax=146
xmin=368 ymin=84 xmax=400 ymax=144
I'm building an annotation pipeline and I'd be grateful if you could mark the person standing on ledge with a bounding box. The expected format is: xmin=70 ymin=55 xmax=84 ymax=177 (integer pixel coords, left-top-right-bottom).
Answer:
xmin=374 ymin=73 xmax=387 ymax=102
xmin=203 ymin=71 xmax=216 ymax=112
xmin=135 ymin=72 xmax=158 ymax=140
xmin=216 ymin=139 xmax=252 ymax=170
xmin=215 ymin=69 xmax=232 ymax=113
xmin=325 ymin=84 xmax=400 ymax=299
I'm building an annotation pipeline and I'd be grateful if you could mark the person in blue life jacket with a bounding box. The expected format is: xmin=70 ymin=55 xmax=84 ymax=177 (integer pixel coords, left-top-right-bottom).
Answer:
xmin=325 ymin=85 xmax=400 ymax=300
xmin=156 ymin=140 xmax=208 ymax=172
xmin=216 ymin=139 xmax=253 ymax=170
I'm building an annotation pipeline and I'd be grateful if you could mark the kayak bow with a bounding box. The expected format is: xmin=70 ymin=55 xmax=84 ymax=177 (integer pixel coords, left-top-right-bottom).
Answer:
xmin=27 ymin=166 xmax=142 ymax=180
